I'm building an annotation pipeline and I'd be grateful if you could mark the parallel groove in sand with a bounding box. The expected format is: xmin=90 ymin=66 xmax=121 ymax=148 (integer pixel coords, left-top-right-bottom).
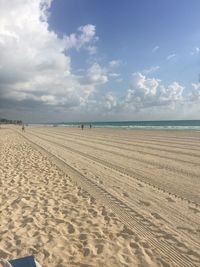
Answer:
xmin=37 ymin=128 xmax=200 ymax=159
xmin=43 ymin=128 xmax=200 ymax=153
xmin=16 ymin=130 xmax=200 ymax=267
xmin=21 ymin=131 xmax=200 ymax=239
xmin=33 ymin=128 xmax=200 ymax=166
xmin=28 ymin=131 xmax=200 ymax=206
xmin=27 ymin=133 xmax=200 ymax=243
xmin=32 ymin=130 xmax=200 ymax=177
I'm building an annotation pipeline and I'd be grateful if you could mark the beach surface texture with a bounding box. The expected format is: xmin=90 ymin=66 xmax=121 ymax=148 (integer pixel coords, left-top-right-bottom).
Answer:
xmin=0 ymin=126 xmax=200 ymax=267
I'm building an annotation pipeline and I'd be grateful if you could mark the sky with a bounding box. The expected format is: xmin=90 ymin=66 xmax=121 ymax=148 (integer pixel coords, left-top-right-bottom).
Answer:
xmin=0 ymin=0 xmax=200 ymax=123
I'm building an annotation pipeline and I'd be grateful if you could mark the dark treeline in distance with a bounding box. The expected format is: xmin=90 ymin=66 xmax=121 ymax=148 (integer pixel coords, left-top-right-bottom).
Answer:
xmin=0 ymin=118 xmax=22 ymax=125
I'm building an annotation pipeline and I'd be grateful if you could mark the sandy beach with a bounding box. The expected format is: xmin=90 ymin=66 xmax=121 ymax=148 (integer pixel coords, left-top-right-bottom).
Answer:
xmin=0 ymin=126 xmax=200 ymax=267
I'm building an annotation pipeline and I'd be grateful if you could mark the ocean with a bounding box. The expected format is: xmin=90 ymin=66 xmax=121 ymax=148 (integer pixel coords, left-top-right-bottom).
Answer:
xmin=48 ymin=120 xmax=200 ymax=131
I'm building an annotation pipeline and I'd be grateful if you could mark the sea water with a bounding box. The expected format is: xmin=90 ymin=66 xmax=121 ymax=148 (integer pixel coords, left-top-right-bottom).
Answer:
xmin=49 ymin=120 xmax=200 ymax=131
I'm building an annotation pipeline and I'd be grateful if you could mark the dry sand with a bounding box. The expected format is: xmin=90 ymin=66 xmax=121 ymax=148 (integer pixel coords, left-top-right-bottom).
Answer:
xmin=0 ymin=126 xmax=200 ymax=267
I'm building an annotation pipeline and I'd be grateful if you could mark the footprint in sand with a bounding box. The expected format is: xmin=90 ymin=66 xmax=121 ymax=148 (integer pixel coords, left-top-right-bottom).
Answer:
xmin=80 ymin=264 xmax=91 ymax=267
xmin=177 ymin=226 xmax=196 ymax=234
xmin=139 ymin=200 xmax=151 ymax=207
xmin=89 ymin=196 xmax=96 ymax=205
xmin=101 ymin=207 xmax=107 ymax=216
xmin=159 ymin=258 xmax=171 ymax=267
xmin=42 ymin=249 xmax=50 ymax=259
xmin=119 ymin=225 xmax=134 ymax=238
xmin=187 ymin=249 xmax=200 ymax=262
xmin=55 ymin=218 xmax=65 ymax=224
xmin=64 ymin=193 xmax=78 ymax=204
xmin=0 ymin=248 xmax=10 ymax=258
xmin=151 ymin=212 xmax=163 ymax=220
xmin=88 ymin=208 xmax=98 ymax=217
xmin=189 ymin=206 xmax=200 ymax=214
xmin=122 ymin=192 xmax=129 ymax=197
xmin=166 ymin=197 xmax=176 ymax=203
xmin=129 ymin=242 xmax=139 ymax=249
xmin=79 ymin=233 xmax=87 ymax=241
xmin=15 ymin=239 xmax=22 ymax=246
xmin=83 ymin=247 xmax=90 ymax=257
xmin=96 ymin=244 xmax=104 ymax=254
xmin=68 ymin=223 xmax=75 ymax=234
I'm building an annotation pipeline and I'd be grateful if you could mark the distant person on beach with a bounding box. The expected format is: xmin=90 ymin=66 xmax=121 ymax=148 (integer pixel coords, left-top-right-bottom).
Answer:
xmin=90 ymin=124 xmax=92 ymax=129
xmin=81 ymin=124 xmax=84 ymax=130
xmin=22 ymin=124 xmax=25 ymax=132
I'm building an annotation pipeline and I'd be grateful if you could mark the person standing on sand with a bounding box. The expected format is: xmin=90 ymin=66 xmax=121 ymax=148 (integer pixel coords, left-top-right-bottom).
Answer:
xmin=22 ymin=124 xmax=25 ymax=132
xmin=81 ymin=124 xmax=84 ymax=130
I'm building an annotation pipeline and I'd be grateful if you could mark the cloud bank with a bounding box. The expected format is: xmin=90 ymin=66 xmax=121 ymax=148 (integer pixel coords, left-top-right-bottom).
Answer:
xmin=0 ymin=0 xmax=108 ymax=120
xmin=0 ymin=0 xmax=199 ymax=122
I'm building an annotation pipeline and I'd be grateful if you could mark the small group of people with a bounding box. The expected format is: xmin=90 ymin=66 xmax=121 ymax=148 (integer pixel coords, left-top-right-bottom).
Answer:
xmin=80 ymin=124 xmax=92 ymax=130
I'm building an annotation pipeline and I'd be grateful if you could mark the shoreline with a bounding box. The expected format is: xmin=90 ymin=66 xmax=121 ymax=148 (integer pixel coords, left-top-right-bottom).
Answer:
xmin=28 ymin=124 xmax=200 ymax=131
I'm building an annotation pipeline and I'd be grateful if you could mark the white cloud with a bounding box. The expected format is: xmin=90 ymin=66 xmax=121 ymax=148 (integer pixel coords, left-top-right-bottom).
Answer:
xmin=190 ymin=83 xmax=200 ymax=100
xmin=0 ymin=0 xmax=199 ymax=122
xmin=109 ymin=60 xmax=121 ymax=68
xmin=86 ymin=63 xmax=108 ymax=85
xmin=109 ymin=73 xmax=121 ymax=78
xmin=87 ymin=45 xmax=97 ymax=55
xmin=152 ymin=46 xmax=159 ymax=52
xmin=116 ymin=77 xmax=123 ymax=83
xmin=107 ymin=60 xmax=121 ymax=81
xmin=166 ymin=54 xmax=176 ymax=60
xmin=64 ymin=24 xmax=98 ymax=52
xmin=143 ymin=66 xmax=160 ymax=74
xmin=103 ymin=93 xmax=118 ymax=111
xmin=0 ymin=0 xmax=101 ymax=116
xmin=191 ymin=47 xmax=200 ymax=55
xmin=87 ymin=73 xmax=188 ymax=118
xmin=100 ymin=73 xmax=200 ymax=117
xmin=125 ymin=72 xmax=184 ymax=109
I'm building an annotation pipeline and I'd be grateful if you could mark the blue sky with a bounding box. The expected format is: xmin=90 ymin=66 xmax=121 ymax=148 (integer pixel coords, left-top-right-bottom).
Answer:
xmin=49 ymin=0 xmax=200 ymax=86
xmin=0 ymin=0 xmax=200 ymax=122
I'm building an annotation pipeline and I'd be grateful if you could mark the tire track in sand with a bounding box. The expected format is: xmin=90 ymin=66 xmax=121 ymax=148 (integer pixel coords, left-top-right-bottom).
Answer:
xmin=18 ymin=130 xmax=200 ymax=267
xmin=33 ymin=128 xmax=200 ymax=166
xmin=28 ymin=131 xmax=200 ymax=206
